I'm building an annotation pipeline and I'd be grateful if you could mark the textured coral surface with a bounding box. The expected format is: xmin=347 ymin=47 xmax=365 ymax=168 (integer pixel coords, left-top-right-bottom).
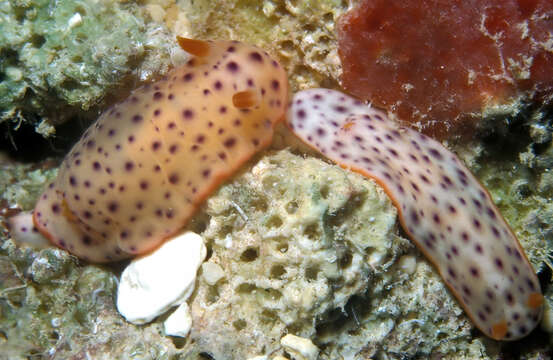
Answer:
xmin=338 ymin=0 xmax=553 ymax=138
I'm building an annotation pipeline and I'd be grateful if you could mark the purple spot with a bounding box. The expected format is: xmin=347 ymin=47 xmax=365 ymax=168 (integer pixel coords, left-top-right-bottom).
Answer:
xmin=169 ymin=173 xmax=179 ymax=184
xmin=152 ymin=141 xmax=162 ymax=151
xmin=226 ymin=61 xmax=239 ymax=72
xmin=82 ymin=236 xmax=92 ymax=245
xmin=125 ymin=161 xmax=134 ymax=171
xmin=428 ymin=148 xmax=443 ymax=159
xmin=224 ymin=137 xmax=236 ymax=148
xmin=108 ymin=201 xmax=119 ymax=213
xmin=249 ymin=52 xmax=263 ymax=62
xmin=182 ymin=108 xmax=194 ymax=120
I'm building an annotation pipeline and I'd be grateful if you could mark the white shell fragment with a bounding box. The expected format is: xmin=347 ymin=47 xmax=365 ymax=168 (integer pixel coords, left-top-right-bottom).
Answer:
xmin=116 ymin=231 xmax=206 ymax=324
xmin=201 ymin=262 xmax=226 ymax=285
xmin=280 ymin=334 xmax=319 ymax=360
xmin=164 ymin=302 xmax=193 ymax=337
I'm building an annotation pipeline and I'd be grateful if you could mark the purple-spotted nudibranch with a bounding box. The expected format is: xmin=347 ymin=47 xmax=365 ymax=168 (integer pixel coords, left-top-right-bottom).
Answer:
xmin=286 ymin=88 xmax=543 ymax=341
xmin=10 ymin=37 xmax=287 ymax=263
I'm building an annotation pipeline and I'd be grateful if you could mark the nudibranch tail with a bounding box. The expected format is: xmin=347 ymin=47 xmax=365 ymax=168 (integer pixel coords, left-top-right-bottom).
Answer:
xmin=286 ymin=88 xmax=543 ymax=340
xmin=29 ymin=37 xmax=288 ymax=263
xmin=7 ymin=211 xmax=51 ymax=248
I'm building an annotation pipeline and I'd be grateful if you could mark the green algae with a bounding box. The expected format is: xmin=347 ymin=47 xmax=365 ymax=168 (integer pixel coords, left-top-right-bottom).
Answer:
xmin=0 ymin=0 xmax=178 ymax=136
xmin=0 ymin=163 xmax=57 ymax=211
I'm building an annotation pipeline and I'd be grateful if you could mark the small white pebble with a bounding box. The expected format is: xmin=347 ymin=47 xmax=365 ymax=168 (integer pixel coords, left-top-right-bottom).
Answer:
xmin=67 ymin=13 xmax=82 ymax=29
xmin=247 ymin=356 xmax=268 ymax=360
xmin=398 ymin=255 xmax=417 ymax=275
xmin=224 ymin=233 xmax=233 ymax=248
xmin=273 ymin=357 xmax=290 ymax=360
xmin=51 ymin=317 xmax=61 ymax=328
xmin=116 ymin=231 xmax=206 ymax=324
xmin=164 ymin=302 xmax=192 ymax=338
xmin=201 ymin=262 xmax=225 ymax=285
xmin=368 ymin=250 xmax=385 ymax=268
xmin=280 ymin=334 xmax=319 ymax=360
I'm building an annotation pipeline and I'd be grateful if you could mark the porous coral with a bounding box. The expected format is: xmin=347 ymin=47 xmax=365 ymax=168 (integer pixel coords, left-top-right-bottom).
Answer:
xmin=187 ymin=150 xmax=399 ymax=358
xmin=179 ymin=0 xmax=347 ymax=91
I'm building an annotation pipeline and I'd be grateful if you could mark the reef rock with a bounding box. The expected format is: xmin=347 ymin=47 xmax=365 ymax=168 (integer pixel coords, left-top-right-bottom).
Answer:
xmin=186 ymin=150 xmax=400 ymax=359
xmin=338 ymin=0 xmax=553 ymax=139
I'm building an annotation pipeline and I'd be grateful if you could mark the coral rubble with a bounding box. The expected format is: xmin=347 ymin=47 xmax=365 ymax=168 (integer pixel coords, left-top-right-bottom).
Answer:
xmin=0 ymin=0 xmax=180 ymax=136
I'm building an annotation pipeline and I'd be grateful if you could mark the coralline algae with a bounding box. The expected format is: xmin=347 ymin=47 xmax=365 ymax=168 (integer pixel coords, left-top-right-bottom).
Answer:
xmin=338 ymin=0 xmax=553 ymax=138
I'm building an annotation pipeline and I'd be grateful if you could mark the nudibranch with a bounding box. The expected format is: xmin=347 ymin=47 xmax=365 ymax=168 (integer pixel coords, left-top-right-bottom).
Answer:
xmin=286 ymin=88 xmax=543 ymax=341
xmin=12 ymin=37 xmax=287 ymax=263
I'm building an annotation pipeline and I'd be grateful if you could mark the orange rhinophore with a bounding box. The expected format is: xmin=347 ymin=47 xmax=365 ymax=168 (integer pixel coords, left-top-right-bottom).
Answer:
xmin=286 ymin=88 xmax=543 ymax=341
xmin=17 ymin=37 xmax=288 ymax=262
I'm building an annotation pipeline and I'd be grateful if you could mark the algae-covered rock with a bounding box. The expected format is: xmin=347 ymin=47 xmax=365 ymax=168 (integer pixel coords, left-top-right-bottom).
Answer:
xmin=0 ymin=162 xmax=57 ymax=211
xmin=0 ymin=0 xmax=182 ymax=136
xmin=452 ymin=110 xmax=553 ymax=276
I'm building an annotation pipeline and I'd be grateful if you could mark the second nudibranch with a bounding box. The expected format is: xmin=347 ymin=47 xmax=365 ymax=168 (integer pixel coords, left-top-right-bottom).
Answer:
xmin=28 ymin=37 xmax=288 ymax=262
xmin=286 ymin=88 xmax=543 ymax=341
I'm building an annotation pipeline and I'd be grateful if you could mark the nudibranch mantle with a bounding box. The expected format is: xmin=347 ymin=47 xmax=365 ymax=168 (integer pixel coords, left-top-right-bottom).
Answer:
xmin=286 ymin=88 xmax=543 ymax=341
xmin=28 ymin=37 xmax=288 ymax=262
